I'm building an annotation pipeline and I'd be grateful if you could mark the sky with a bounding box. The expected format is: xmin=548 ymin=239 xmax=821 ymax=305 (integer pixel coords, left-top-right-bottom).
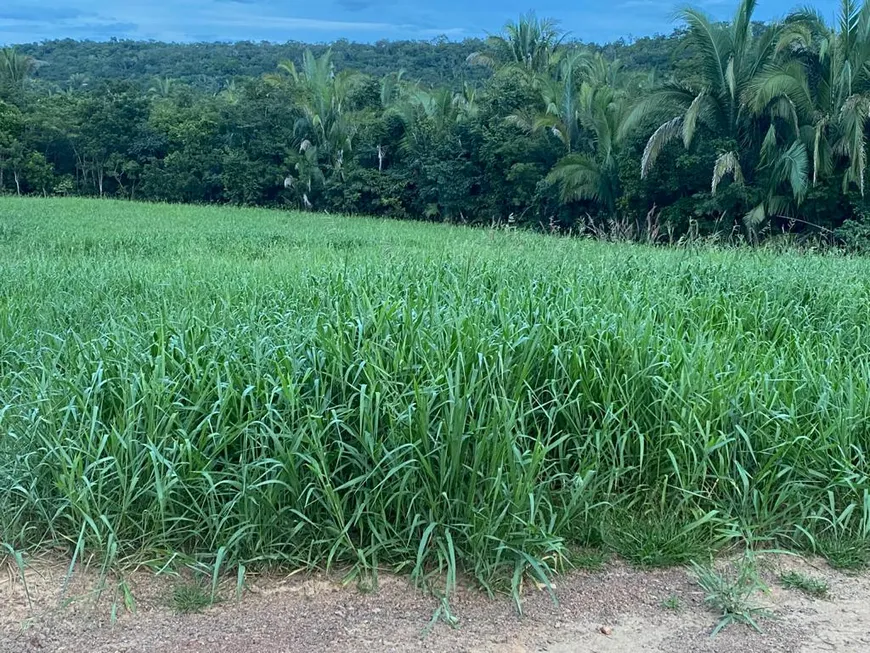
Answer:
xmin=0 ymin=0 xmax=842 ymax=46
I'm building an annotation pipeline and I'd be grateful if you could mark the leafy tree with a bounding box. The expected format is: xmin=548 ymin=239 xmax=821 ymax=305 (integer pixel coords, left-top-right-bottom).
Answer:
xmin=0 ymin=100 xmax=24 ymax=191
xmin=22 ymin=152 xmax=54 ymax=195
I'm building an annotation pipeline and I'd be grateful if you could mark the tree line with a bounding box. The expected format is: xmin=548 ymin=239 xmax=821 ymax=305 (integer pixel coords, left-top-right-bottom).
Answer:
xmin=2 ymin=0 xmax=870 ymax=248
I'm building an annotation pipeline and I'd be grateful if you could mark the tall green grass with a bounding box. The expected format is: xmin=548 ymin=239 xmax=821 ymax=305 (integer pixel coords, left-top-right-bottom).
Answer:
xmin=2 ymin=197 xmax=870 ymax=600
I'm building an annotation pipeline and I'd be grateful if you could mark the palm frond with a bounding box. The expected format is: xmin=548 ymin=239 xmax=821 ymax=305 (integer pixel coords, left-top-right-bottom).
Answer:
xmin=712 ymin=151 xmax=744 ymax=194
xmin=770 ymin=96 xmax=801 ymax=135
xmin=619 ymin=83 xmax=698 ymax=140
xmin=641 ymin=116 xmax=683 ymax=178
xmin=760 ymin=124 xmax=778 ymax=164
xmin=682 ymin=90 xmax=708 ymax=148
xmin=743 ymin=202 xmax=767 ymax=229
xmin=767 ymin=194 xmax=794 ymax=216
xmin=776 ymin=22 xmax=815 ymax=55
xmin=774 ymin=140 xmax=810 ymax=200
xmin=747 ymin=61 xmax=814 ymax=118
xmin=732 ymin=0 xmax=760 ymax=58
xmin=837 ymin=93 xmax=870 ymax=194
xmin=466 ymin=52 xmax=496 ymax=68
xmin=547 ymin=153 xmax=617 ymax=213
xmin=678 ymin=7 xmax=730 ymax=99
xmin=504 ymin=109 xmax=537 ymax=133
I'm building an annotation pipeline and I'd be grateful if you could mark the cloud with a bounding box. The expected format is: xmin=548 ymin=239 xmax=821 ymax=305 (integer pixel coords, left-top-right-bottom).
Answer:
xmin=0 ymin=7 xmax=88 ymax=22
xmin=78 ymin=21 xmax=139 ymax=35
xmin=4 ymin=0 xmax=826 ymax=47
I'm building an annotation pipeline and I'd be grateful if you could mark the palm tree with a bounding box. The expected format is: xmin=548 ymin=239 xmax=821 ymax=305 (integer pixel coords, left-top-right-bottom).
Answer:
xmin=500 ymin=51 xmax=628 ymax=215
xmin=505 ymin=52 xmax=588 ymax=153
xmin=507 ymin=53 xmax=634 ymax=155
xmin=287 ymin=140 xmax=326 ymax=208
xmin=624 ymin=0 xmax=779 ymax=176
xmin=751 ymin=0 xmax=870 ymax=194
xmin=386 ymin=86 xmax=467 ymax=172
xmin=379 ymin=70 xmax=405 ymax=110
xmin=576 ymin=53 xmax=627 ymax=89
xmin=466 ymin=12 xmax=564 ymax=75
xmin=217 ymin=79 xmax=240 ymax=105
xmin=532 ymin=52 xmax=584 ymax=153
xmin=148 ymin=76 xmax=174 ymax=99
xmin=394 ymin=87 xmax=466 ymax=146
xmin=454 ymin=82 xmax=480 ymax=122
xmin=546 ymin=83 xmax=628 ymax=215
xmin=271 ymin=50 xmax=361 ymax=196
xmin=622 ymin=0 xmax=809 ymax=226
xmin=66 ymin=73 xmax=89 ymax=93
xmin=0 ymin=48 xmax=36 ymax=89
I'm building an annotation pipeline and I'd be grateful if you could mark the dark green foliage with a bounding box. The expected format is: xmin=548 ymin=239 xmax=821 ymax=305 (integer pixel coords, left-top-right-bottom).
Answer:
xmin=4 ymin=4 xmax=870 ymax=247
xmin=16 ymin=39 xmax=488 ymax=89
xmin=817 ymin=536 xmax=870 ymax=570
xmin=604 ymin=512 xmax=716 ymax=567
xmin=835 ymin=217 xmax=870 ymax=251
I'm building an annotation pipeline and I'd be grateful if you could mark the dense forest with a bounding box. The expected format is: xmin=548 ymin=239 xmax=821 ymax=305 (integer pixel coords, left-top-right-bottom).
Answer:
xmin=3 ymin=0 xmax=870 ymax=248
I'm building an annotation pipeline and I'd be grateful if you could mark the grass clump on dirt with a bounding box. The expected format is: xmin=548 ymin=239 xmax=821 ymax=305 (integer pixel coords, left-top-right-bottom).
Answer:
xmin=692 ymin=553 xmax=770 ymax=635
xmin=661 ymin=594 xmax=683 ymax=611
xmin=170 ymin=580 xmax=215 ymax=614
xmin=1 ymin=196 xmax=870 ymax=606
xmin=778 ymin=571 xmax=829 ymax=598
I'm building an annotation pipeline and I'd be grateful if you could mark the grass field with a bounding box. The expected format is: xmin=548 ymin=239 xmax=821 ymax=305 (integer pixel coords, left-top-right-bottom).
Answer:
xmin=2 ymin=197 xmax=870 ymax=602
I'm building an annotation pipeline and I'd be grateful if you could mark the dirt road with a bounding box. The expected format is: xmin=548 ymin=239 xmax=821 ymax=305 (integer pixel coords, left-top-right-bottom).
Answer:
xmin=3 ymin=555 xmax=869 ymax=652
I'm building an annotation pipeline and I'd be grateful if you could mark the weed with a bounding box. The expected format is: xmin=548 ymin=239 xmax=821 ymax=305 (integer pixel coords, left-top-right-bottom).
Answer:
xmin=661 ymin=594 xmax=683 ymax=611
xmin=692 ymin=552 xmax=770 ymax=636
xmin=170 ymin=580 xmax=214 ymax=614
xmin=0 ymin=544 xmax=30 ymax=609
xmin=422 ymin=596 xmax=459 ymax=636
xmin=778 ymin=571 xmax=828 ymax=598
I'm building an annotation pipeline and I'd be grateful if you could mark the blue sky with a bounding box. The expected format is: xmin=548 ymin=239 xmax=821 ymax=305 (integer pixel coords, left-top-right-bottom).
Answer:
xmin=1 ymin=0 xmax=841 ymax=46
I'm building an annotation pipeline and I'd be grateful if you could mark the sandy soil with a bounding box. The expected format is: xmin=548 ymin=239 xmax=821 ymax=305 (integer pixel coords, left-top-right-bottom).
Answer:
xmin=2 ymin=553 xmax=869 ymax=653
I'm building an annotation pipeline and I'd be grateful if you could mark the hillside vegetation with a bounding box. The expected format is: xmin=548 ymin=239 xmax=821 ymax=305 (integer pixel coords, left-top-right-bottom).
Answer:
xmin=2 ymin=1 xmax=870 ymax=247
